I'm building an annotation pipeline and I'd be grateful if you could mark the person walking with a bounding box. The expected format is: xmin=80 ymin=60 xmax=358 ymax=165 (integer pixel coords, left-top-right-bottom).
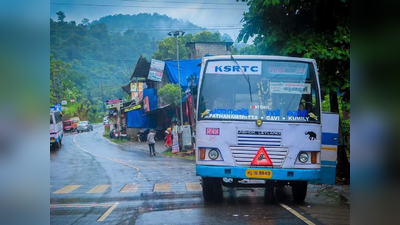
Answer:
xmin=147 ymin=129 xmax=156 ymax=156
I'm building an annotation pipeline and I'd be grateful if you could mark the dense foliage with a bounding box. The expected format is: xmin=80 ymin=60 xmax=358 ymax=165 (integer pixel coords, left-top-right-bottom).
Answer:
xmin=50 ymin=12 xmax=215 ymax=120
xmin=237 ymin=0 xmax=350 ymax=113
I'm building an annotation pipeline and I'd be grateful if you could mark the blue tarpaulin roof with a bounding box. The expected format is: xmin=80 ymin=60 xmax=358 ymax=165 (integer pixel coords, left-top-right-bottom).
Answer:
xmin=164 ymin=58 xmax=201 ymax=89
xmin=126 ymin=88 xmax=157 ymax=128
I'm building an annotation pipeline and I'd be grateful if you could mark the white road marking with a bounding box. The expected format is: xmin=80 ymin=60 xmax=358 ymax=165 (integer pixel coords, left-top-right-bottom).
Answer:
xmin=73 ymin=135 xmax=140 ymax=178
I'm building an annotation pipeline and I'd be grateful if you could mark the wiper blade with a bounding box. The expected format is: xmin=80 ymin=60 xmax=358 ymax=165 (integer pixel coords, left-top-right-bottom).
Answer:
xmin=231 ymin=55 xmax=252 ymax=102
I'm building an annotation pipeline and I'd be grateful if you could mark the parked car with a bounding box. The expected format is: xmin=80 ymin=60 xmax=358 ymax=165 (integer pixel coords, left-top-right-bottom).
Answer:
xmin=77 ymin=121 xmax=93 ymax=132
xmin=63 ymin=120 xmax=76 ymax=132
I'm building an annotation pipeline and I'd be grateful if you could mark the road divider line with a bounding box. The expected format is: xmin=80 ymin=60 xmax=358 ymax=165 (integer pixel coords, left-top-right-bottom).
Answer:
xmin=50 ymin=203 xmax=113 ymax=208
xmin=73 ymin=135 xmax=140 ymax=178
xmin=97 ymin=202 xmax=119 ymax=222
xmin=185 ymin=183 xmax=202 ymax=191
xmin=120 ymin=184 xmax=140 ymax=193
xmin=87 ymin=185 xmax=110 ymax=194
xmin=153 ymin=183 xmax=170 ymax=192
xmin=279 ymin=203 xmax=316 ymax=225
xmin=53 ymin=185 xmax=81 ymax=194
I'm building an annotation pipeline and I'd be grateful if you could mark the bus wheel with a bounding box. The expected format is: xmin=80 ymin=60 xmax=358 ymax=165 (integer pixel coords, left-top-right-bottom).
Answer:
xmin=291 ymin=181 xmax=308 ymax=202
xmin=202 ymin=177 xmax=222 ymax=202
xmin=56 ymin=140 xmax=61 ymax=149
xmin=264 ymin=181 xmax=274 ymax=203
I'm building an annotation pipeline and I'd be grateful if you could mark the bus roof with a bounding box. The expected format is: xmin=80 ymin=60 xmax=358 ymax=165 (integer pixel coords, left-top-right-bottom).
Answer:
xmin=202 ymin=55 xmax=316 ymax=64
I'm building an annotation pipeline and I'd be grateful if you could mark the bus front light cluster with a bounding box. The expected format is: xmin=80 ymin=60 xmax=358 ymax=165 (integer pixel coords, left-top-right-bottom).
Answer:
xmin=208 ymin=148 xmax=219 ymax=160
xmin=298 ymin=152 xmax=309 ymax=163
xmin=198 ymin=147 xmax=222 ymax=161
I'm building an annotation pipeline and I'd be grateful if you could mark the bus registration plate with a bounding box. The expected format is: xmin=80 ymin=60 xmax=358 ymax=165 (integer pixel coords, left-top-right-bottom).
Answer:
xmin=245 ymin=169 xmax=273 ymax=179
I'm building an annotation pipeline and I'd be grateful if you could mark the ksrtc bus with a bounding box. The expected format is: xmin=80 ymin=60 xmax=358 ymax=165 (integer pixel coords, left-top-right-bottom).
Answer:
xmin=195 ymin=55 xmax=339 ymax=202
xmin=50 ymin=110 xmax=63 ymax=149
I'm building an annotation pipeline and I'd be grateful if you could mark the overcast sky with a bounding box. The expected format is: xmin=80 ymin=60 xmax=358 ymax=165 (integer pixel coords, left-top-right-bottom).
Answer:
xmin=50 ymin=0 xmax=250 ymax=43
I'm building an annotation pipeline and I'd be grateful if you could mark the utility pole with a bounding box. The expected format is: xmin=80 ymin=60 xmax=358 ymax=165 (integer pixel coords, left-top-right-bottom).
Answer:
xmin=167 ymin=30 xmax=185 ymax=127
xmin=101 ymin=83 xmax=106 ymax=116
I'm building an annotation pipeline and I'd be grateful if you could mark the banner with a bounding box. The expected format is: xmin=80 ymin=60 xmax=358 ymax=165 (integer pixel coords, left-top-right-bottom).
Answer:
xmin=172 ymin=125 xmax=180 ymax=153
xmin=143 ymin=96 xmax=150 ymax=112
xmin=182 ymin=125 xmax=192 ymax=147
xmin=147 ymin=59 xmax=165 ymax=82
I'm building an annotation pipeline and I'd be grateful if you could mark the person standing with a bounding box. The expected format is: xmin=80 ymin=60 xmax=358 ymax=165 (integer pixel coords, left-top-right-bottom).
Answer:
xmin=147 ymin=129 xmax=156 ymax=156
xmin=164 ymin=127 xmax=172 ymax=147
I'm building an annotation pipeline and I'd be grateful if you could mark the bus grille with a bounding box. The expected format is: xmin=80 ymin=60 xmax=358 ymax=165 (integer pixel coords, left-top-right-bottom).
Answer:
xmin=237 ymin=131 xmax=282 ymax=147
xmin=230 ymin=146 xmax=288 ymax=167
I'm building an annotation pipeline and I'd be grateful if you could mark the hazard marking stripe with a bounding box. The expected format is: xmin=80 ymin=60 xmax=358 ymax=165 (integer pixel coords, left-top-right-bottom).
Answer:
xmin=153 ymin=183 xmax=170 ymax=192
xmin=321 ymin=146 xmax=337 ymax=151
xmin=120 ymin=184 xmax=140 ymax=193
xmin=87 ymin=185 xmax=110 ymax=194
xmin=53 ymin=185 xmax=81 ymax=194
xmin=97 ymin=202 xmax=119 ymax=222
xmin=185 ymin=183 xmax=202 ymax=191
xmin=279 ymin=203 xmax=316 ymax=225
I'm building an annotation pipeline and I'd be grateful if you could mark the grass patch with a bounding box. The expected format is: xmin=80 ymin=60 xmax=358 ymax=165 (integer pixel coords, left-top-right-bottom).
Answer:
xmin=163 ymin=150 xmax=196 ymax=160
xmin=111 ymin=138 xmax=128 ymax=144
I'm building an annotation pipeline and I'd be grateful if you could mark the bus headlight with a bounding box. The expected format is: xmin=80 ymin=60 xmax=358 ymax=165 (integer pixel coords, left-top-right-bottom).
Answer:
xmin=298 ymin=152 xmax=309 ymax=163
xmin=208 ymin=149 xmax=219 ymax=160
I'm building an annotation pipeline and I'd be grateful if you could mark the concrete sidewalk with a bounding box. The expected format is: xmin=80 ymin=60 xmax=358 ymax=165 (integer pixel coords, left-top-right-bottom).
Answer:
xmin=118 ymin=139 xmax=169 ymax=155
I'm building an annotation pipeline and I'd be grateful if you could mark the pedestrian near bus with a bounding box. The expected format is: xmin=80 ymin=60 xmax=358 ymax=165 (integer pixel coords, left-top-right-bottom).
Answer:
xmin=147 ymin=129 xmax=156 ymax=156
xmin=164 ymin=127 xmax=172 ymax=147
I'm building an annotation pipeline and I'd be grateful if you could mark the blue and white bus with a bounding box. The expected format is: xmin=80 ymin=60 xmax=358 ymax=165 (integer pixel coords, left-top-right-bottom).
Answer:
xmin=195 ymin=55 xmax=339 ymax=202
xmin=50 ymin=110 xmax=63 ymax=149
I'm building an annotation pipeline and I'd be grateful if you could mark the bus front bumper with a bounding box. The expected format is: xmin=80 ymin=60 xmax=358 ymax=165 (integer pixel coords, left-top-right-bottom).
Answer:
xmin=196 ymin=165 xmax=320 ymax=181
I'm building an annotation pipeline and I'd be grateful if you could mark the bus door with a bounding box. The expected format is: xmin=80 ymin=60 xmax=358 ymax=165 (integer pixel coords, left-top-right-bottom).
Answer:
xmin=311 ymin=112 xmax=339 ymax=184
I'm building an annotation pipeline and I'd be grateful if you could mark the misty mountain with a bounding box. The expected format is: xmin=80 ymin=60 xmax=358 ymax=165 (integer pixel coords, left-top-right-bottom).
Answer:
xmin=50 ymin=11 xmax=236 ymax=107
xmin=91 ymin=13 xmax=206 ymax=42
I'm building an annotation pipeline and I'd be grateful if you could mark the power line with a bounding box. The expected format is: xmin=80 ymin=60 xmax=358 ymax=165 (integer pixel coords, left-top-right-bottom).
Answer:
xmin=50 ymin=2 xmax=247 ymax=10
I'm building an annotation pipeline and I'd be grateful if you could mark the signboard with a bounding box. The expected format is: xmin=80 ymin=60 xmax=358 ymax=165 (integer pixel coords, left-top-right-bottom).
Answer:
xmin=147 ymin=59 xmax=165 ymax=82
xmin=182 ymin=125 xmax=192 ymax=147
xmin=61 ymin=100 xmax=67 ymax=105
xmin=53 ymin=103 xmax=61 ymax=111
xmin=124 ymin=104 xmax=141 ymax=112
xmin=270 ymin=82 xmax=311 ymax=94
xmin=206 ymin=61 xmax=262 ymax=75
xmin=106 ymin=99 xmax=122 ymax=109
xmin=130 ymin=82 xmax=144 ymax=92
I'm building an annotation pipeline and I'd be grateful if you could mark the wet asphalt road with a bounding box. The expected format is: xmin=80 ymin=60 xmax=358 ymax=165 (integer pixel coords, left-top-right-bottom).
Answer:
xmin=50 ymin=125 xmax=349 ymax=225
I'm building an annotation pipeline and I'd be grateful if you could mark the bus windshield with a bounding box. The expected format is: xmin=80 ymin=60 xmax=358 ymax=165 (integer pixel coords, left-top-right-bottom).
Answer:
xmin=198 ymin=59 xmax=320 ymax=123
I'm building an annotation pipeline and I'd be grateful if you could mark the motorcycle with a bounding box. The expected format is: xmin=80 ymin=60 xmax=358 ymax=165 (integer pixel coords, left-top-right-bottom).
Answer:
xmin=109 ymin=128 xmax=119 ymax=139
xmin=137 ymin=128 xmax=150 ymax=142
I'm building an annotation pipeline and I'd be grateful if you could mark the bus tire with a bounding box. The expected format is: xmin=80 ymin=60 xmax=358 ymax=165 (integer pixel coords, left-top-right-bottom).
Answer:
xmin=202 ymin=177 xmax=215 ymax=201
xmin=291 ymin=181 xmax=308 ymax=202
xmin=264 ymin=181 xmax=274 ymax=203
xmin=202 ymin=177 xmax=222 ymax=202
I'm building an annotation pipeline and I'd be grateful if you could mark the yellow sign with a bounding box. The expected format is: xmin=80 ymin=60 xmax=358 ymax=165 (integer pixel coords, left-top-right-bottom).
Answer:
xmin=130 ymin=82 xmax=144 ymax=92
xmin=124 ymin=104 xmax=141 ymax=112
xmin=245 ymin=169 xmax=273 ymax=179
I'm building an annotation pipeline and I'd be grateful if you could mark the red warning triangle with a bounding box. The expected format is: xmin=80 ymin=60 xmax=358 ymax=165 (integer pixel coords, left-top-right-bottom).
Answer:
xmin=251 ymin=146 xmax=273 ymax=166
